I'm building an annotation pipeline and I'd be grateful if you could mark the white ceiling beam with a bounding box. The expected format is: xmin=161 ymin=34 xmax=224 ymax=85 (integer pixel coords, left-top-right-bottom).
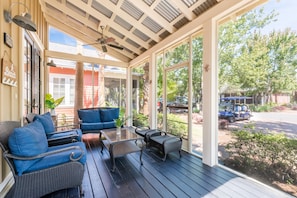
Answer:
xmin=130 ymin=1 xmax=176 ymax=33
xmin=66 ymin=0 xmax=150 ymax=49
xmin=99 ymin=0 xmax=160 ymax=42
xmin=168 ymin=0 xmax=195 ymax=21
xmin=43 ymin=1 xmax=143 ymax=55
xmin=189 ymin=0 xmax=207 ymax=11
xmin=43 ymin=0 xmax=92 ymax=28
xmin=45 ymin=50 xmax=128 ymax=67
xmin=45 ymin=15 xmax=133 ymax=62
xmin=130 ymin=0 xmax=260 ymax=65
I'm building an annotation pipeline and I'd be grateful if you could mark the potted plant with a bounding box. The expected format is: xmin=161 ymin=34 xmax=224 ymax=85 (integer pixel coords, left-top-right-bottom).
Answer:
xmin=45 ymin=93 xmax=64 ymax=115
xmin=114 ymin=108 xmax=130 ymax=135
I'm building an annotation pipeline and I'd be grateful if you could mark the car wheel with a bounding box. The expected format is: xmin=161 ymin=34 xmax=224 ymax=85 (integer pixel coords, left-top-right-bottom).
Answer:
xmin=228 ymin=117 xmax=235 ymax=123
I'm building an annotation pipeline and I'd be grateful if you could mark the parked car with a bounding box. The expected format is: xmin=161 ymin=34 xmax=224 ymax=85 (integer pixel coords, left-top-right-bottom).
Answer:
xmin=157 ymin=98 xmax=173 ymax=113
xmin=158 ymin=96 xmax=195 ymax=113
xmin=218 ymin=97 xmax=252 ymax=123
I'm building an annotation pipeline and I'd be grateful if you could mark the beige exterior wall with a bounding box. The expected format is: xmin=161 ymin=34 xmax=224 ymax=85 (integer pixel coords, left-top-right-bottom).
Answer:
xmin=0 ymin=0 xmax=47 ymax=186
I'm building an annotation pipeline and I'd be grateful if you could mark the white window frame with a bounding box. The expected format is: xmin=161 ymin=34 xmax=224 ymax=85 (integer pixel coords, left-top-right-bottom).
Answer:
xmin=49 ymin=74 xmax=75 ymax=107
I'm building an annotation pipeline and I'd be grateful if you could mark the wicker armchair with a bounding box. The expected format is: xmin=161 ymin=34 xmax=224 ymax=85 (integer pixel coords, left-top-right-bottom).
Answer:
xmin=0 ymin=121 xmax=85 ymax=198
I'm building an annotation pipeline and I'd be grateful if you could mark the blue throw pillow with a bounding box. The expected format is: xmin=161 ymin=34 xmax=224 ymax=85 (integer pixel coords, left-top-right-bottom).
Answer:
xmin=100 ymin=108 xmax=119 ymax=122
xmin=78 ymin=109 xmax=100 ymax=123
xmin=8 ymin=120 xmax=48 ymax=175
xmin=33 ymin=112 xmax=55 ymax=133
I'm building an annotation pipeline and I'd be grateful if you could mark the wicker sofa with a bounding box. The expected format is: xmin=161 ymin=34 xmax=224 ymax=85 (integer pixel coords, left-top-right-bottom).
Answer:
xmin=77 ymin=107 xmax=119 ymax=133
xmin=0 ymin=121 xmax=86 ymax=198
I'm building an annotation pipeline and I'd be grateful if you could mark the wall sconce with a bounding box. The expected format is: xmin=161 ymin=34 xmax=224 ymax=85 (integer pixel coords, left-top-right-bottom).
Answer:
xmin=4 ymin=2 xmax=37 ymax=32
xmin=46 ymin=60 xmax=57 ymax=67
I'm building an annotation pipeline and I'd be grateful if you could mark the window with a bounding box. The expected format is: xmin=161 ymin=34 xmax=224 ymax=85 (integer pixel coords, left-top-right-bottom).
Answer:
xmin=50 ymin=75 xmax=75 ymax=106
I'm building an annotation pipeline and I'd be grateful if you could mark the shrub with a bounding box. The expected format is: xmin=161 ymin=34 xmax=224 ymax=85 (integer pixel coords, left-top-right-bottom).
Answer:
xmin=224 ymin=127 xmax=297 ymax=185
xmin=157 ymin=113 xmax=187 ymax=138
xmin=132 ymin=111 xmax=149 ymax=127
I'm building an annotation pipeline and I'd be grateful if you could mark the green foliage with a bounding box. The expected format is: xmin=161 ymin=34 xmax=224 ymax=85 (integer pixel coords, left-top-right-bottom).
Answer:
xmin=132 ymin=110 xmax=149 ymax=127
xmin=218 ymin=8 xmax=297 ymax=101
xmin=250 ymin=104 xmax=272 ymax=112
xmin=157 ymin=113 xmax=187 ymax=138
xmin=44 ymin=93 xmax=64 ymax=110
xmin=114 ymin=108 xmax=129 ymax=128
xmin=225 ymin=127 xmax=297 ymax=185
xmin=249 ymin=103 xmax=287 ymax=112
xmin=133 ymin=112 xmax=187 ymax=138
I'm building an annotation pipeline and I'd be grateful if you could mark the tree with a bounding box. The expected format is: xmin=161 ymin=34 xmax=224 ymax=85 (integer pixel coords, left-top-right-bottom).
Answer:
xmin=191 ymin=37 xmax=203 ymax=105
xmin=218 ymin=7 xmax=297 ymax=104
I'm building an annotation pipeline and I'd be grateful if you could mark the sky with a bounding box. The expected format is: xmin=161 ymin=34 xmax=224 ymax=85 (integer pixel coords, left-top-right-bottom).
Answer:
xmin=258 ymin=0 xmax=297 ymax=33
xmin=49 ymin=0 xmax=297 ymax=45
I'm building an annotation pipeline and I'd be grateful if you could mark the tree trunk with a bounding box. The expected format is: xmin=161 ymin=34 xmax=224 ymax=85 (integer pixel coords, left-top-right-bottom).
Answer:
xmin=74 ymin=61 xmax=84 ymax=126
xmin=142 ymin=62 xmax=150 ymax=116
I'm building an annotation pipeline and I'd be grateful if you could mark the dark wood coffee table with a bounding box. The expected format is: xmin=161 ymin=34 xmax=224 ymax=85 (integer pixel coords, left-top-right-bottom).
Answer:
xmin=100 ymin=127 xmax=144 ymax=171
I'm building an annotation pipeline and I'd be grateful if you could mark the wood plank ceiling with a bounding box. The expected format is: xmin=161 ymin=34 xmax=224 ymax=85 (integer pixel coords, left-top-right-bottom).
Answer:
xmin=39 ymin=0 xmax=222 ymax=63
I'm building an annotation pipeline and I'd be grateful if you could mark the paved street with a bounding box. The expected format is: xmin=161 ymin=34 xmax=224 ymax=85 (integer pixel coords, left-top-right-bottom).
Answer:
xmin=231 ymin=110 xmax=297 ymax=139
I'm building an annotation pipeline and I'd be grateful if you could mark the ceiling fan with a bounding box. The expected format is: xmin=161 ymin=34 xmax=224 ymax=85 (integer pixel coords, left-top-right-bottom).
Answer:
xmin=83 ymin=26 xmax=124 ymax=53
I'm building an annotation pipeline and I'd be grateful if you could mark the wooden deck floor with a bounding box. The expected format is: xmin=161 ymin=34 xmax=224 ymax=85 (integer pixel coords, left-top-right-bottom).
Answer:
xmin=44 ymin=136 xmax=292 ymax=198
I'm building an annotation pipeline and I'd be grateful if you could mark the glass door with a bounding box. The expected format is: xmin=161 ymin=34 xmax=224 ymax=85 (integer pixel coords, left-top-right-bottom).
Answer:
xmin=23 ymin=33 xmax=41 ymax=120
xmin=165 ymin=65 xmax=189 ymax=151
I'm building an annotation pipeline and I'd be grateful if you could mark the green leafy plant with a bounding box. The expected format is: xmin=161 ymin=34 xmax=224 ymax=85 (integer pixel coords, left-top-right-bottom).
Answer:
xmin=132 ymin=110 xmax=149 ymax=127
xmin=224 ymin=127 xmax=297 ymax=185
xmin=44 ymin=93 xmax=64 ymax=110
xmin=114 ymin=108 xmax=130 ymax=128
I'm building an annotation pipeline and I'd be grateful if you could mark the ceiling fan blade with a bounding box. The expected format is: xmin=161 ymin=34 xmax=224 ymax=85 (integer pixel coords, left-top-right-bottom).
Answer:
xmin=108 ymin=44 xmax=124 ymax=50
xmin=105 ymin=37 xmax=115 ymax=43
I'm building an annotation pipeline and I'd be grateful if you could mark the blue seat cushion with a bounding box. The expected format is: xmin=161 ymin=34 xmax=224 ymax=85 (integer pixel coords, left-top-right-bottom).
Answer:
xmin=8 ymin=120 xmax=48 ymax=175
xmin=103 ymin=121 xmax=116 ymax=129
xmin=23 ymin=142 xmax=87 ymax=174
xmin=33 ymin=112 xmax=55 ymax=133
xmin=100 ymin=108 xmax=119 ymax=122
xmin=78 ymin=109 xmax=100 ymax=123
xmin=80 ymin=123 xmax=104 ymax=131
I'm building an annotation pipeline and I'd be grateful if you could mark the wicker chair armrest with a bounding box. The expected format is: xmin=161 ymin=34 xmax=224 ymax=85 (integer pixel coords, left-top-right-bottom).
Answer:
xmin=47 ymin=129 xmax=79 ymax=136
xmin=5 ymin=145 xmax=84 ymax=161
xmin=47 ymin=135 xmax=78 ymax=143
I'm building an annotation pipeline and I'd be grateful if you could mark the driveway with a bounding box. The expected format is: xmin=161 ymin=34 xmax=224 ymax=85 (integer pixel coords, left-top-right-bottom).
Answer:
xmin=230 ymin=110 xmax=297 ymax=139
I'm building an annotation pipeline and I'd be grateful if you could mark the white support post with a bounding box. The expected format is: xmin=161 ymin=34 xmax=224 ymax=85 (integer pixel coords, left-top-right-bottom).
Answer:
xmin=150 ymin=54 xmax=157 ymax=129
xmin=202 ymin=18 xmax=218 ymax=166
xmin=126 ymin=67 xmax=133 ymax=126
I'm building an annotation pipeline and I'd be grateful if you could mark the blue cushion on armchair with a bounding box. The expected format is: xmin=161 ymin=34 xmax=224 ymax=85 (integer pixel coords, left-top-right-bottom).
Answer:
xmin=24 ymin=141 xmax=87 ymax=174
xmin=78 ymin=109 xmax=100 ymax=123
xmin=8 ymin=120 xmax=48 ymax=175
xmin=33 ymin=112 xmax=55 ymax=133
xmin=100 ymin=108 xmax=119 ymax=122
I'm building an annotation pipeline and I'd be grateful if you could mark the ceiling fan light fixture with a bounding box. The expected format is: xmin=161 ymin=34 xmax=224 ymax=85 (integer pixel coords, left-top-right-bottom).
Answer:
xmin=102 ymin=45 xmax=107 ymax=53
